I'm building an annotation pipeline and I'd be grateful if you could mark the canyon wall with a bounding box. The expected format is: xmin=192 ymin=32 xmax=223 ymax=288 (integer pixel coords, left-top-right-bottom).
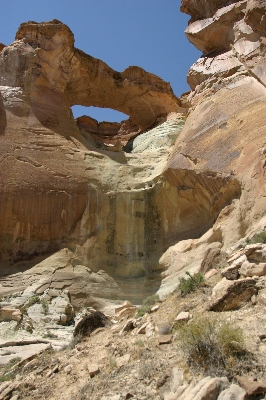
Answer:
xmin=0 ymin=4 xmax=265 ymax=307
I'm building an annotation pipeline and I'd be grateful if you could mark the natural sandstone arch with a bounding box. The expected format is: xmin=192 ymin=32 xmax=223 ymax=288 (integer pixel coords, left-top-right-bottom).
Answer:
xmin=15 ymin=20 xmax=182 ymax=133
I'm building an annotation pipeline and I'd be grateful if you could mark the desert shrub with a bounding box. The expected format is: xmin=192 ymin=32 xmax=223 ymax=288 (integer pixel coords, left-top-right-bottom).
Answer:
xmin=0 ymin=357 xmax=21 ymax=382
xmin=26 ymin=295 xmax=39 ymax=308
xmin=249 ymin=231 xmax=266 ymax=244
xmin=43 ymin=331 xmax=57 ymax=339
xmin=108 ymin=356 xmax=117 ymax=369
xmin=176 ymin=316 xmax=246 ymax=376
xmin=41 ymin=299 xmax=49 ymax=314
xmin=135 ymin=339 xmax=144 ymax=347
xmin=6 ymin=357 xmax=21 ymax=369
xmin=178 ymin=272 xmax=205 ymax=296
xmin=157 ymin=322 xmax=172 ymax=335
xmin=136 ymin=294 xmax=160 ymax=317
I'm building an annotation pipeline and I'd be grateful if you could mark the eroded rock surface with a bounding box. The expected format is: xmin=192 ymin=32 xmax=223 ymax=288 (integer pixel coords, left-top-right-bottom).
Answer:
xmin=1 ymin=1 xmax=266 ymax=310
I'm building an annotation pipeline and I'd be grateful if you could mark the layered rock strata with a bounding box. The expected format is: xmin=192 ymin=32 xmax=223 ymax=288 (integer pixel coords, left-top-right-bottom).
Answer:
xmin=168 ymin=0 xmax=266 ymax=243
xmin=1 ymin=7 xmax=266 ymax=307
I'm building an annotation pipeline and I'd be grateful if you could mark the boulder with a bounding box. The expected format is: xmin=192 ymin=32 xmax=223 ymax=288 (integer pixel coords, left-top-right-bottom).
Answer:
xmin=221 ymin=265 xmax=240 ymax=280
xmin=217 ymin=383 xmax=248 ymax=399
xmin=0 ymin=308 xmax=22 ymax=323
xmin=26 ymin=295 xmax=74 ymax=325
xmin=73 ymin=311 xmax=112 ymax=337
xmin=199 ymin=246 xmax=221 ymax=274
xmin=244 ymin=244 xmax=266 ymax=262
xmin=237 ymin=376 xmax=266 ymax=396
xmin=221 ymin=254 xmax=247 ymax=280
xmin=179 ymin=376 xmax=229 ymax=400
xmin=181 ymin=0 xmax=240 ymax=21
xmin=0 ymin=343 xmax=50 ymax=366
xmin=114 ymin=301 xmax=137 ymax=320
xmin=245 ymin=0 xmax=266 ymax=34
xmin=239 ymin=261 xmax=266 ymax=277
xmin=257 ymin=288 xmax=266 ymax=306
xmin=209 ymin=278 xmax=257 ymax=311
xmin=184 ymin=3 xmax=246 ymax=53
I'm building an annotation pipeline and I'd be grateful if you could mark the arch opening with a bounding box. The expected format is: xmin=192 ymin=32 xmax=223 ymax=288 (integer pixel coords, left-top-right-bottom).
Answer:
xmin=72 ymin=105 xmax=128 ymax=123
xmin=73 ymin=106 xmax=141 ymax=150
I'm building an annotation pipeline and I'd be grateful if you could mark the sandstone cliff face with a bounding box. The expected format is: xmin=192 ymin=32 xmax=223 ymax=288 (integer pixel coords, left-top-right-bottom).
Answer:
xmin=172 ymin=0 xmax=266 ymax=236
xmin=0 ymin=8 xmax=265 ymax=307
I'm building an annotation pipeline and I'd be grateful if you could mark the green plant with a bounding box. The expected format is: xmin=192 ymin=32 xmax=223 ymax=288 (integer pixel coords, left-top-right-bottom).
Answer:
xmin=178 ymin=272 xmax=205 ymax=296
xmin=0 ymin=357 xmax=21 ymax=382
xmin=6 ymin=357 xmax=21 ymax=369
xmin=136 ymin=294 xmax=160 ymax=318
xmin=43 ymin=331 xmax=57 ymax=339
xmin=135 ymin=339 xmax=144 ymax=347
xmin=26 ymin=295 xmax=39 ymax=308
xmin=108 ymin=356 xmax=117 ymax=369
xmin=249 ymin=231 xmax=266 ymax=244
xmin=157 ymin=322 xmax=172 ymax=335
xmin=176 ymin=316 xmax=246 ymax=376
xmin=41 ymin=299 xmax=49 ymax=314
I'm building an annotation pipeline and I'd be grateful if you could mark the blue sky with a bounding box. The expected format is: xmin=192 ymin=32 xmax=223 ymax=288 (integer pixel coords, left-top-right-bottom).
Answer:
xmin=0 ymin=1 xmax=200 ymax=122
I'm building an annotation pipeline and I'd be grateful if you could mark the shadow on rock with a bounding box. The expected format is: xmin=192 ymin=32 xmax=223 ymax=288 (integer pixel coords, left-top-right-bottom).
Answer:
xmin=73 ymin=311 xmax=112 ymax=337
xmin=0 ymin=93 xmax=7 ymax=135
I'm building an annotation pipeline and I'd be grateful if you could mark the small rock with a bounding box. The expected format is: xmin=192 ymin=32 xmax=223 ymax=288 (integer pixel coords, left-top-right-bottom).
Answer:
xmin=174 ymin=311 xmax=190 ymax=324
xmin=52 ymin=365 xmax=59 ymax=373
xmin=239 ymin=261 xmax=266 ymax=277
xmin=124 ymin=392 xmax=134 ymax=399
xmin=137 ymin=322 xmax=148 ymax=335
xmin=259 ymin=332 xmax=266 ymax=340
xmin=88 ymin=364 xmax=100 ymax=378
xmin=217 ymin=383 xmax=248 ymax=400
xmin=237 ymin=376 xmax=266 ymax=396
xmin=46 ymin=370 xmax=52 ymax=378
xmin=204 ymin=268 xmax=218 ymax=279
xmin=227 ymin=251 xmax=244 ymax=264
xmin=116 ymin=354 xmax=131 ymax=368
xmin=145 ymin=322 xmax=154 ymax=337
xmin=10 ymin=394 xmax=19 ymax=400
xmin=158 ymin=335 xmax=172 ymax=345
xmin=119 ymin=319 xmax=136 ymax=335
xmin=150 ymin=305 xmax=159 ymax=312
xmin=251 ymin=294 xmax=257 ymax=304
xmin=64 ymin=364 xmax=72 ymax=374
xmin=221 ymin=264 xmax=239 ymax=280
xmin=156 ymin=373 xmax=169 ymax=388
